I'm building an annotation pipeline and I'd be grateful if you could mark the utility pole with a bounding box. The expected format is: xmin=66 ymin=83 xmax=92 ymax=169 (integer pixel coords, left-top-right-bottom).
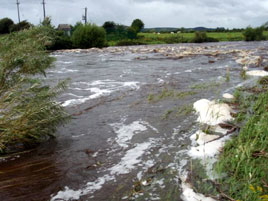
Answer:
xmin=16 ymin=0 xmax=21 ymax=23
xmin=82 ymin=7 xmax=87 ymax=24
xmin=42 ymin=0 xmax=46 ymax=20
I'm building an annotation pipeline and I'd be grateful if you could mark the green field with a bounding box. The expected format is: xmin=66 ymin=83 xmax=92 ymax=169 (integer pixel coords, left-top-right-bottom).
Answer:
xmin=140 ymin=31 xmax=268 ymax=41
xmin=106 ymin=31 xmax=268 ymax=46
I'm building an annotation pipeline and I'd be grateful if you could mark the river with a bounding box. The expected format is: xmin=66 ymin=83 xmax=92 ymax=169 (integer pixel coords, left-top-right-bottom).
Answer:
xmin=0 ymin=42 xmax=267 ymax=201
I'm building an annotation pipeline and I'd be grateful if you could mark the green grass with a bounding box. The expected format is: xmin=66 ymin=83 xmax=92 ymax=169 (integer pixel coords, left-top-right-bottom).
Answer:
xmin=106 ymin=30 xmax=268 ymax=46
xmin=138 ymin=32 xmax=245 ymax=43
xmin=216 ymin=84 xmax=268 ymax=201
xmin=108 ymin=31 xmax=268 ymax=46
xmin=190 ymin=81 xmax=223 ymax=90
xmin=161 ymin=104 xmax=194 ymax=120
xmin=148 ymin=88 xmax=197 ymax=103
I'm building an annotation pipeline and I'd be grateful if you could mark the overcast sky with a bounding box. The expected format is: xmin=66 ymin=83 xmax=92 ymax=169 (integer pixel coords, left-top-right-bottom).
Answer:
xmin=1 ymin=0 xmax=268 ymax=28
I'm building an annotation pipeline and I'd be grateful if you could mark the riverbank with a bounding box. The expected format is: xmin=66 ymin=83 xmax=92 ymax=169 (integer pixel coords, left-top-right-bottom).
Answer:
xmin=216 ymin=75 xmax=268 ymax=201
xmin=182 ymin=72 xmax=268 ymax=201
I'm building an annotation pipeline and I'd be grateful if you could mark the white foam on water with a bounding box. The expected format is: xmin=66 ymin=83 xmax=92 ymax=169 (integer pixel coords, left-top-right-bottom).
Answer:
xmin=50 ymin=187 xmax=82 ymax=201
xmin=48 ymin=67 xmax=78 ymax=74
xmin=193 ymin=99 xmax=233 ymax=126
xmin=62 ymin=88 xmax=111 ymax=107
xmin=63 ymin=80 xmax=140 ymax=107
xmin=72 ymin=134 xmax=86 ymax=138
xmin=222 ymin=93 xmax=234 ymax=99
xmin=51 ymin=140 xmax=155 ymax=201
xmin=65 ymin=93 xmax=84 ymax=98
xmin=110 ymin=141 xmax=153 ymax=175
xmin=62 ymin=61 xmax=73 ymax=64
xmin=89 ymin=79 xmax=114 ymax=86
xmin=185 ymin=70 xmax=192 ymax=73
xmin=190 ymin=130 xmax=219 ymax=145
xmin=110 ymin=121 xmax=148 ymax=148
xmin=188 ymin=135 xmax=230 ymax=158
xmin=189 ymin=99 xmax=233 ymax=159
xmin=157 ymin=78 xmax=165 ymax=84
xmin=181 ymin=97 xmax=235 ymax=200
xmin=181 ymin=179 xmax=216 ymax=201
xmin=137 ymin=171 xmax=143 ymax=180
xmin=123 ymin=81 xmax=140 ymax=89
xmin=246 ymin=70 xmax=268 ymax=77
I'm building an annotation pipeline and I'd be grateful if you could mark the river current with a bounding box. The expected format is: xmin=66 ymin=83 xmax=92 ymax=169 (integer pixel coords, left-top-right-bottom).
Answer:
xmin=0 ymin=42 xmax=267 ymax=201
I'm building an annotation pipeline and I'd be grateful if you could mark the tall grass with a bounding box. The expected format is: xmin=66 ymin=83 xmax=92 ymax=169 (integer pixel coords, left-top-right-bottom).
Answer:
xmin=216 ymin=81 xmax=268 ymax=201
xmin=0 ymin=26 xmax=69 ymax=154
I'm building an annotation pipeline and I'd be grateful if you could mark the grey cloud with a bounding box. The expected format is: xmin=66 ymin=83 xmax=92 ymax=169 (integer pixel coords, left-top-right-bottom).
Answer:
xmin=0 ymin=0 xmax=268 ymax=28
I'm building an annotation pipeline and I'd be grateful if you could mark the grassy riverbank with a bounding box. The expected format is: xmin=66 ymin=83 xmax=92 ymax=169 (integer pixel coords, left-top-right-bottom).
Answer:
xmin=216 ymin=78 xmax=268 ymax=201
xmin=107 ymin=31 xmax=268 ymax=46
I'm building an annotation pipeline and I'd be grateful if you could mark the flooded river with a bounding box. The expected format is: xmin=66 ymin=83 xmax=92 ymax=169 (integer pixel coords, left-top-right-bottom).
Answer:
xmin=0 ymin=42 xmax=267 ymax=201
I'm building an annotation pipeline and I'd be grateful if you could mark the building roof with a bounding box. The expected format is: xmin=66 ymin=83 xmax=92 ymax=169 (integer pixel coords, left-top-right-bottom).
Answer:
xmin=57 ymin=24 xmax=71 ymax=31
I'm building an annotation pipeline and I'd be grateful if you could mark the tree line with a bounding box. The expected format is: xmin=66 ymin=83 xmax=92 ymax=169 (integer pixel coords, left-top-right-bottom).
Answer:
xmin=0 ymin=17 xmax=145 ymax=49
xmin=1 ymin=16 xmax=267 ymax=49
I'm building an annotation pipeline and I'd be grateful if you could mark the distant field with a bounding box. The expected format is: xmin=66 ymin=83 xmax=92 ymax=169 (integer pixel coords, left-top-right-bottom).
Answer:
xmin=139 ymin=32 xmax=244 ymax=43
xmin=137 ymin=31 xmax=268 ymax=44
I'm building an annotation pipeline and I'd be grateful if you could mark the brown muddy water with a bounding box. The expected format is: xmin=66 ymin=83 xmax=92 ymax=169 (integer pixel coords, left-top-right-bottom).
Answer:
xmin=0 ymin=42 xmax=267 ymax=201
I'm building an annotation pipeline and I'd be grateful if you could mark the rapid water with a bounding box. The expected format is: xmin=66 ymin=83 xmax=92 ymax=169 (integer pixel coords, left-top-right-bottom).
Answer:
xmin=1 ymin=42 xmax=267 ymax=201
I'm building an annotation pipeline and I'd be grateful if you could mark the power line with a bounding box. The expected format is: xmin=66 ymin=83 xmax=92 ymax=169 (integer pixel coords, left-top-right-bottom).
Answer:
xmin=82 ymin=7 xmax=87 ymax=24
xmin=42 ymin=0 xmax=46 ymax=20
xmin=16 ymin=0 xmax=21 ymax=23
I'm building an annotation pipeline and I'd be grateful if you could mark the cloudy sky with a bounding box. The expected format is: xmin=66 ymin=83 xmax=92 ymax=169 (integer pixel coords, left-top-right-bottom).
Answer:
xmin=1 ymin=0 xmax=268 ymax=28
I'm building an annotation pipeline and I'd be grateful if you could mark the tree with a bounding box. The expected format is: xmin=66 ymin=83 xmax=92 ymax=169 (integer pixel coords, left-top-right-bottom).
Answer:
xmin=41 ymin=16 xmax=53 ymax=28
xmin=0 ymin=18 xmax=14 ymax=34
xmin=9 ymin=20 xmax=32 ymax=32
xmin=71 ymin=22 xmax=83 ymax=35
xmin=131 ymin=19 xmax=144 ymax=33
xmin=243 ymin=26 xmax=265 ymax=41
xmin=103 ymin=21 xmax=116 ymax=34
xmin=71 ymin=24 xmax=106 ymax=48
xmin=48 ymin=30 xmax=73 ymax=50
xmin=127 ymin=27 xmax=137 ymax=39
xmin=0 ymin=26 xmax=69 ymax=153
xmin=262 ymin=21 xmax=268 ymax=30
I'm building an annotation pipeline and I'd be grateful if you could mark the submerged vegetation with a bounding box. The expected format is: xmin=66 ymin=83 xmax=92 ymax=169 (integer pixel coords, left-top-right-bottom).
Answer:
xmin=148 ymin=88 xmax=197 ymax=103
xmin=0 ymin=26 xmax=69 ymax=154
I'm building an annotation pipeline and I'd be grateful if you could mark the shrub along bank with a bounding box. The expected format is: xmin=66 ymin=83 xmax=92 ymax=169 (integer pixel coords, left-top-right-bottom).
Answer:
xmin=71 ymin=23 xmax=106 ymax=49
xmin=0 ymin=26 xmax=69 ymax=154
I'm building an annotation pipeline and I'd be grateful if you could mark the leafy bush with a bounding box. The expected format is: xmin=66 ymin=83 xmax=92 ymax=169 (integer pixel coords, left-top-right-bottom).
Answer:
xmin=126 ymin=27 xmax=137 ymax=39
xmin=71 ymin=23 xmax=106 ymax=49
xmin=191 ymin=32 xmax=219 ymax=43
xmin=9 ymin=20 xmax=32 ymax=32
xmin=0 ymin=26 xmax=69 ymax=153
xmin=103 ymin=21 xmax=116 ymax=34
xmin=48 ymin=30 xmax=73 ymax=50
xmin=105 ymin=24 xmax=137 ymax=41
xmin=243 ymin=26 xmax=265 ymax=41
xmin=0 ymin=18 xmax=14 ymax=34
